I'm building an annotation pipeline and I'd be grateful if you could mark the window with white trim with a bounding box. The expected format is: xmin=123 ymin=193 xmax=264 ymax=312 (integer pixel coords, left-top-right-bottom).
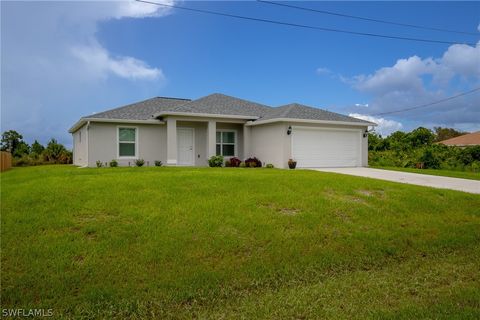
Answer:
xmin=118 ymin=127 xmax=136 ymax=157
xmin=216 ymin=130 xmax=236 ymax=156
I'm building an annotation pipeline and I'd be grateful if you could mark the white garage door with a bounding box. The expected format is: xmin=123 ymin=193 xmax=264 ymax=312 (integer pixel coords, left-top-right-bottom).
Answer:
xmin=292 ymin=127 xmax=362 ymax=168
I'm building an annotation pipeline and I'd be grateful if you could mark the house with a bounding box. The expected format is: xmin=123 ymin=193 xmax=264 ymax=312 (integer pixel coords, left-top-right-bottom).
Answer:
xmin=437 ymin=131 xmax=480 ymax=147
xmin=69 ymin=93 xmax=376 ymax=168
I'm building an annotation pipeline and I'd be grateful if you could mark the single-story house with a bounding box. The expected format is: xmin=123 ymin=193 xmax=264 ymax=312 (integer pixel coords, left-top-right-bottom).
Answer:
xmin=69 ymin=93 xmax=376 ymax=168
xmin=437 ymin=131 xmax=480 ymax=147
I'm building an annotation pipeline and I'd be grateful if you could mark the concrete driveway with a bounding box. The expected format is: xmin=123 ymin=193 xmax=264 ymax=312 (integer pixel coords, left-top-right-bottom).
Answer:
xmin=311 ymin=167 xmax=480 ymax=194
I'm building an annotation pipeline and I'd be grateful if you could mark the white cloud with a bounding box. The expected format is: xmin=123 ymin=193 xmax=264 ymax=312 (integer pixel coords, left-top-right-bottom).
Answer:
xmin=349 ymin=113 xmax=403 ymax=136
xmin=2 ymin=1 xmax=173 ymax=147
xmin=345 ymin=41 xmax=480 ymax=129
xmin=111 ymin=0 xmax=174 ymax=19
xmin=355 ymin=103 xmax=369 ymax=107
xmin=316 ymin=67 xmax=331 ymax=75
xmin=72 ymin=44 xmax=163 ymax=80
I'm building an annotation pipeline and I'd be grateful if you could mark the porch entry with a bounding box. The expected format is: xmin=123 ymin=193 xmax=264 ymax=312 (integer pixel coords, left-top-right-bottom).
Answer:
xmin=177 ymin=127 xmax=195 ymax=166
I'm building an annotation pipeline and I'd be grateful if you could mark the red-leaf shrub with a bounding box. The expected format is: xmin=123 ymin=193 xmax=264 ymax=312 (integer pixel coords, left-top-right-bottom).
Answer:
xmin=244 ymin=157 xmax=262 ymax=168
xmin=229 ymin=157 xmax=242 ymax=167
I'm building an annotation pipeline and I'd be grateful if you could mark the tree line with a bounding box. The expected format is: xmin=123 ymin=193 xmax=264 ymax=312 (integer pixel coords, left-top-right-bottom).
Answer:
xmin=1 ymin=130 xmax=72 ymax=166
xmin=368 ymin=127 xmax=480 ymax=171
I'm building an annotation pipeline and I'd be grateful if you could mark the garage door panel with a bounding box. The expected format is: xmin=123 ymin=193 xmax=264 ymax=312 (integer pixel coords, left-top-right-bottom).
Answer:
xmin=292 ymin=128 xmax=361 ymax=168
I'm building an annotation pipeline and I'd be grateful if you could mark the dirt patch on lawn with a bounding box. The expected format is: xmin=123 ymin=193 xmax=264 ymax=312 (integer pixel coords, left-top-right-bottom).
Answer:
xmin=260 ymin=203 xmax=301 ymax=216
xmin=356 ymin=189 xmax=386 ymax=198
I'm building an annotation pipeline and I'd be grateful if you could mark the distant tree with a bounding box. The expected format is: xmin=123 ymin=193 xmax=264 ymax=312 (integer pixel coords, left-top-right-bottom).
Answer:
xmin=13 ymin=141 xmax=30 ymax=158
xmin=368 ymin=132 xmax=390 ymax=151
xmin=31 ymin=140 xmax=45 ymax=155
xmin=385 ymin=131 xmax=408 ymax=151
xmin=368 ymin=132 xmax=382 ymax=151
xmin=1 ymin=130 xmax=23 ymax=154
xmin=408 ymin=127 xmax=435 ymax=148
xmin=434 ymin=127 xmax=466 ymax=142
xmin=43 ymin=139 xmax=67 ymax=162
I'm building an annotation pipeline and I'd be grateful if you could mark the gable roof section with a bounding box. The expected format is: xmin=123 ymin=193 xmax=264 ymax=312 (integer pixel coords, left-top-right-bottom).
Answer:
xmin=87 ymin=97 xmax=190 ymax=120
xmin=154 ymin=93 xmax=272 ymax=118
xmin=70 ymin=94 xmax=376 ymax=133
xmin=438 ymin=131 xmax=480 ymax=146
xmin=257 ymin=103 xmax=375 ymax=125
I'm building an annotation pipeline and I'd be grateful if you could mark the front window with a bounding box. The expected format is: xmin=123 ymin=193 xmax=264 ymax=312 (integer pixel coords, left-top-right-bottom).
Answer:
xmin=119 ymin=127 xmax=136 ymax=157
xmin=216 ymin=130 xmax=236 ymax=156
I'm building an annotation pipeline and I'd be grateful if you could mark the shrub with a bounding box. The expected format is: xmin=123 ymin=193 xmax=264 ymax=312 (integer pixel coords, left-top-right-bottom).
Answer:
xmin=96 ymin=160 xmax=103 ymax=168
xmin=229 ymin=157 xmax=242 ymax=167
xmin=266 ymin=163 xmax=274 ymax=168
xmin=239 ymin=162 xmax=246 ymax=168
xmin=208 ymin=155 xmax=224 ymax=167
xmin=244 ymin=157 xmax=262 ymax=168
xmin=224 ymin=160 xmax=231 ymax=167
xmin=154 ymin=160 xmax=162 ymax=167
xmin=419 ymin=147 xmax=441 ymax=169
xmin=288 ymin=159 xmax=297 ymax=169
xmin=135 ymin=159 xmax=145 ymax=167
xmin=109 ymin=159 xmax=118 ymax=167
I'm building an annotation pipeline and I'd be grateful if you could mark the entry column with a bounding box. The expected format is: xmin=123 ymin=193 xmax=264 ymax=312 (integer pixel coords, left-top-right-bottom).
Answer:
xmin=207 ymin=120 xmax=216 ymax=158
xmin=166 ymin=117 xmax=177 ymax=165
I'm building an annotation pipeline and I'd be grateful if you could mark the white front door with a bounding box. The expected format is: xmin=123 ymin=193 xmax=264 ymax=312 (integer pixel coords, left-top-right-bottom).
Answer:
xmin=177 ymin=128 xmax=195 ymax=166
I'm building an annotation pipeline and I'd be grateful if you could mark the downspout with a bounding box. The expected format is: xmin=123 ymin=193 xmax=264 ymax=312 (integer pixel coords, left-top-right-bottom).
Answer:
xmin=86 ymin=121 xmax=90 ymax=167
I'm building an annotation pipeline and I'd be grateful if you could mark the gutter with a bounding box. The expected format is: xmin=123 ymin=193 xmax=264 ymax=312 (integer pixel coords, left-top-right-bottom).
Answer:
xmin=68 ymin=118 xmax=165 ymax=133
xmin=245 ymin=118 xmax=377 ymax=127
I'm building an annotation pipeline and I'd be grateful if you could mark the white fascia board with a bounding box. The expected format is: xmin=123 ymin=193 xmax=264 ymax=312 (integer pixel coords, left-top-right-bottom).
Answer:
xmin=245 ymin=118 xmax=377 ymax=127
xmin=153 ymin=111 xmax=259 ymax=120
xmin=68 ymin=118 xmax=164 ymax=133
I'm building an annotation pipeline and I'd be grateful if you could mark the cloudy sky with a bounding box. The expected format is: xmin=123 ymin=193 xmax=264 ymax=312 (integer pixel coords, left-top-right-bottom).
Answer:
xmin=1 ymin=1 xmax=479 ymax=147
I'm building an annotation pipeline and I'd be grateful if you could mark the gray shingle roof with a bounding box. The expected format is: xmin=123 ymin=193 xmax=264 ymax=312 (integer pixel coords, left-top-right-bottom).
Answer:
xmin=261 ymin=103 xmax=373 ymax=125
xmin=85 ymin=97 xmax=190 ymax=120
xmin=80 ymin=94 xmax=373 ymax=125
xmin=166 ymin=93 xmax=272 ymax=118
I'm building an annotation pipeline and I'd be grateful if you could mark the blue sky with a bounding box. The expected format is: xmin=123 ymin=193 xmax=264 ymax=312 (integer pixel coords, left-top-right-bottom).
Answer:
xmin=1 ymin=1 xmax=479 ymax=147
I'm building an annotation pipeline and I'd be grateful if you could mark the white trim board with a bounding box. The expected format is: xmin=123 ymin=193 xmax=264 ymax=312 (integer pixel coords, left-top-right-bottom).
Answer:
xmin=246 ymin=118 xmax=376 ymax=127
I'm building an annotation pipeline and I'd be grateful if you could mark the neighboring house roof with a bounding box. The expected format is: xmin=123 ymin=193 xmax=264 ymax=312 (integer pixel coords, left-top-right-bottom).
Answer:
xmin=87 ymin=97 xmax=190 ymax=120
xmin=260 ymin=103 xmax=371 ymax=124
xmin=69 ymin=93 xmax=375 ymax=132
xmin=438 ymin=131 xmax=480 ymax=146
xmin=154 ymin=93 xmax=273 ymax=118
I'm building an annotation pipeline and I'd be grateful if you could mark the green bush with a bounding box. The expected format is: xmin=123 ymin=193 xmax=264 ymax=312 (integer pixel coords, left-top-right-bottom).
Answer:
xmin=208 ymin=155 xmax=224 ymax=167
xmin=109 ymin=159 xmax=118 ymax=167
xmin=419 ymin=147 xmax=441 ymax=169
xmin=96 ymin=160 xmax=103 ymax=168
xmin=135 ymin=159 xmax=145 ymax=167
xmin=154 ymin=160 xmax=162 ymax=167
xmin=239 ymin=162 xmax=246 ymax=168
xmin=266 ymin=163 xmax=274 ymax=168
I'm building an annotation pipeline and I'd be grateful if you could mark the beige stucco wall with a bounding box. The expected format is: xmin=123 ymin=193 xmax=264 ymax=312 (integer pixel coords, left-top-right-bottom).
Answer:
xmin=74 ymin=117 xmax=369 ymax=168
xmin=250 ymin=122 xmax=286 ymax=168
xmin=87 ymin=122 xmax=166 ymax=167
xmin=82 ymin=117 xmax=248 ymax=167
xmin=72 ymin=124 xmax=88 ymax=166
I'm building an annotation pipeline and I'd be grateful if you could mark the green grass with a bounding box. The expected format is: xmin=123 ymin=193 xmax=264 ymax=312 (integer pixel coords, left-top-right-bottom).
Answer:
xmin=373 ymin=166 xmax=480 ymax=180
xmin=1 ymin=165 xmax=479 ymax=319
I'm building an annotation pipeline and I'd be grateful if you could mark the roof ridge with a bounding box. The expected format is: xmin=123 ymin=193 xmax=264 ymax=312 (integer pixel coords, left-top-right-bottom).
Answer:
xmin=156 ymin=96 xmax=191 ymax=101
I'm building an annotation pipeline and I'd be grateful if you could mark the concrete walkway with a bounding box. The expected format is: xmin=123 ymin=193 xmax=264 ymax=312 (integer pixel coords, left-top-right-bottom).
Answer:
xmin=311 ymin=167 xmax=480 ymax=194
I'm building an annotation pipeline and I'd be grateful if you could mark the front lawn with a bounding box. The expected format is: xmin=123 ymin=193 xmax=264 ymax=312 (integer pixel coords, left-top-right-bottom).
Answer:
xmin=373 ymin=166 xmax=480 ymax=180
xmin=1 ymin=166 xmax=479 ymax=318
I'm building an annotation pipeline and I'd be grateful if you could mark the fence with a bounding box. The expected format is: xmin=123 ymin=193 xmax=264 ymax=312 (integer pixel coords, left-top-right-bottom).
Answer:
xmin=1 ymin=151 xmax=12 ymax=172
